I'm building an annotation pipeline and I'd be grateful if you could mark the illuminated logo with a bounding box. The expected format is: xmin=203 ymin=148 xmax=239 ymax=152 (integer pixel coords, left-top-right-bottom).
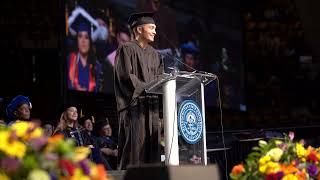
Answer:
xmin=178 ymin=100 xmax=203 ymax=144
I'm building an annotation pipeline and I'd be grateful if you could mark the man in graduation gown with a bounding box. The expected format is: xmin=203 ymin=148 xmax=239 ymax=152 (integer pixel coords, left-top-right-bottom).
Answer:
xmin=114 ymin=12 xmax=164 ymax=169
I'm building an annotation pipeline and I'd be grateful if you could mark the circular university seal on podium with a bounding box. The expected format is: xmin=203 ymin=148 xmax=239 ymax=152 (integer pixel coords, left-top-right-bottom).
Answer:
xmin=178 ymin=100 xmax=203 ymax=144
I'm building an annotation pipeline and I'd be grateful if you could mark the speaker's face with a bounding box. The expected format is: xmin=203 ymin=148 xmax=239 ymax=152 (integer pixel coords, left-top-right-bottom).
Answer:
xmin=140 ymin=24 xmax=156 ymax=43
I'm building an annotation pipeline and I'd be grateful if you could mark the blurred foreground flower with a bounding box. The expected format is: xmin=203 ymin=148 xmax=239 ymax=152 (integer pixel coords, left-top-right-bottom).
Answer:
xmin=0 ymin=121 xmax=109 ymax=180
xmin=230 ymin=132 xmax=320 ymax=179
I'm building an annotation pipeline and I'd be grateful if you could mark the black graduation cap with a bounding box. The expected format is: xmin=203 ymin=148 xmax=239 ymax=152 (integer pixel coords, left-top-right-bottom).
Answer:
xmin=128 ymin=12 xmax=155 ymax=29
xmin=58 ymin=102 xmax=81 ymax=115
xmin=78 ymin=115 xmax=94 ymax=126
xmin=70 ymin=14 xmax=92 ymax=36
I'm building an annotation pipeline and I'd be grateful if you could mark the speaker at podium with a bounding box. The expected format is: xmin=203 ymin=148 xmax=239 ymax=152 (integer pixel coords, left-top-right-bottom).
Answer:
xmin=123 ymin=165 xmax=220 ymax=180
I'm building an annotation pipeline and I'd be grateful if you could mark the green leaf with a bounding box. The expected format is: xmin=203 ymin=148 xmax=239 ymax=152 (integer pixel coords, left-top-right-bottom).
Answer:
xmin=22 ymin=155 xmax=39 ymax=171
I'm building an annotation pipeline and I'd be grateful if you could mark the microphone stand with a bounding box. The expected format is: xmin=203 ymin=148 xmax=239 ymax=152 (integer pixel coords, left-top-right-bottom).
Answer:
xmin=156 ymin=29 xmax=217 ymax=80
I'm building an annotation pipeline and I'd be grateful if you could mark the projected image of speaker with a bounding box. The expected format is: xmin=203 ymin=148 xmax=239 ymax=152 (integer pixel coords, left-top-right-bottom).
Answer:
xmin=123 ymin=165 xmax=220 ymax=180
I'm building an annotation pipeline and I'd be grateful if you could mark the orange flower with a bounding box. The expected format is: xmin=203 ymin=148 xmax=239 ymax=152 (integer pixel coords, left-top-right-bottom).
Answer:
xmin=296 ymin=170 xmax=307 ymax=180
xmin=48 ymin=134 xmax=64 ymax=144
xmin=91 ymin=164 xmax=107 ymax=180
xmin=281 ymin=164 xmax=299 ymax=175
xmin=231 ymin=164 xmax=245 ymax=176
xmin=45 ymin=134 xmax=64 ymax=152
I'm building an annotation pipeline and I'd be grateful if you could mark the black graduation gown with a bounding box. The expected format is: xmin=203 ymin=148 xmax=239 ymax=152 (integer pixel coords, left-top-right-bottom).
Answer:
xmin=54 ymin=127 xmax=87 ymax=146
xmin=114 ymin=40 xmax=164 ymax=169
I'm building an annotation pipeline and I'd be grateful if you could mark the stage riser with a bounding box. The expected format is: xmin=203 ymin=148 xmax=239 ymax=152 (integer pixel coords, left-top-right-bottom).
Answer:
xmin=109 ymin=165 xmax=220 ymax=180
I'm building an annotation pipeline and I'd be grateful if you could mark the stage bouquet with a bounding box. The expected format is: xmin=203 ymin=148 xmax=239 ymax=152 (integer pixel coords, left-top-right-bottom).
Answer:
xmin=230 ymin=132 xmax=320 ymax=180
xmin=0 ymin=121 xmax=108 ymax=180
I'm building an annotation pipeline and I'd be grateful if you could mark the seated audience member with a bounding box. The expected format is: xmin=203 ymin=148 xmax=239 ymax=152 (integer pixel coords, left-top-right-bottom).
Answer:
xmin=79 ymin=115 xmax=112 ymax=170
xmin=42 ymin=121 xmax=54 ymax=137
xmin=6 ymin=95 xmax=32 ymax=124
xmin=79 ymin=115 xmax=98 ymax=147
xmin=98 ymin=121 xmax=118 ymax=170
xmin=53 ymin=104 xmax=86 ymax=146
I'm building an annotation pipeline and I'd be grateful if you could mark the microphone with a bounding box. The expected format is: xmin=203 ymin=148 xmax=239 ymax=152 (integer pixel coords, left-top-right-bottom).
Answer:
xmin=157 ymin=49 xmax=197 ymax=73
xmin=156 ymin=29 xmax=198 ymax=72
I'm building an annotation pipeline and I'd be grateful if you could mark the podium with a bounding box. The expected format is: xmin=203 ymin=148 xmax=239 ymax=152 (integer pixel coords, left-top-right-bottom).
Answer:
xmin=145 ymin=71 xmax=216 ymax=165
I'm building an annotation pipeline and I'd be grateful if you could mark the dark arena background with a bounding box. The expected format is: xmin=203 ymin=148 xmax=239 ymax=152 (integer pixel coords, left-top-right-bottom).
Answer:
xmin=0 ymin=0 xmax=320 ymax=179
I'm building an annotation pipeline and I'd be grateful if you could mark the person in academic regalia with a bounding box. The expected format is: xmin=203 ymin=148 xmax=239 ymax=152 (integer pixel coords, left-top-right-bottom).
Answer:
xmin=98 ymin=121 xmax=118 ymax=170
xmin=6 ymin=95 xmax=32 ymax=124
xmin=78 ymin=115 xmax=98 ymax=147
xmin=53 ymin=104 xmax=87 ymax=147
xmin=78 ymin=115 xmax=113 ymax=170
xmin=114 ymin=12 xmax=164 ymax=169
xmin=67 ymin=16 xmax=103 ymax=92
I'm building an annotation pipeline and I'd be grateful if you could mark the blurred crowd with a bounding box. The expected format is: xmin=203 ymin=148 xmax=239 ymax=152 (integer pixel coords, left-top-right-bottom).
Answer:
xmin=0 ymin=95 xmax=119 ymax=170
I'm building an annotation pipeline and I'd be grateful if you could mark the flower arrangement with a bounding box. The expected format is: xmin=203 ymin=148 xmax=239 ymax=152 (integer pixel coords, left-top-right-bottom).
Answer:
xmin=230 ymin=132 xmax=320 ymax=180
xmin=0 ymin=121 xmax=108 ymax=180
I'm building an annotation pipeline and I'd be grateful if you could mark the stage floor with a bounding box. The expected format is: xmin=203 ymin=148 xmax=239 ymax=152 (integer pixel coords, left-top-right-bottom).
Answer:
xmin=108 ymin=170 xmax=126 ymax=180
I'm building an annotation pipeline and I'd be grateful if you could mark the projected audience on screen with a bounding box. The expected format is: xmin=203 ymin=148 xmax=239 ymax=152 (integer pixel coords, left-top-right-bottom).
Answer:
xmin=67 ymin=9 xmax=103 ymax=92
